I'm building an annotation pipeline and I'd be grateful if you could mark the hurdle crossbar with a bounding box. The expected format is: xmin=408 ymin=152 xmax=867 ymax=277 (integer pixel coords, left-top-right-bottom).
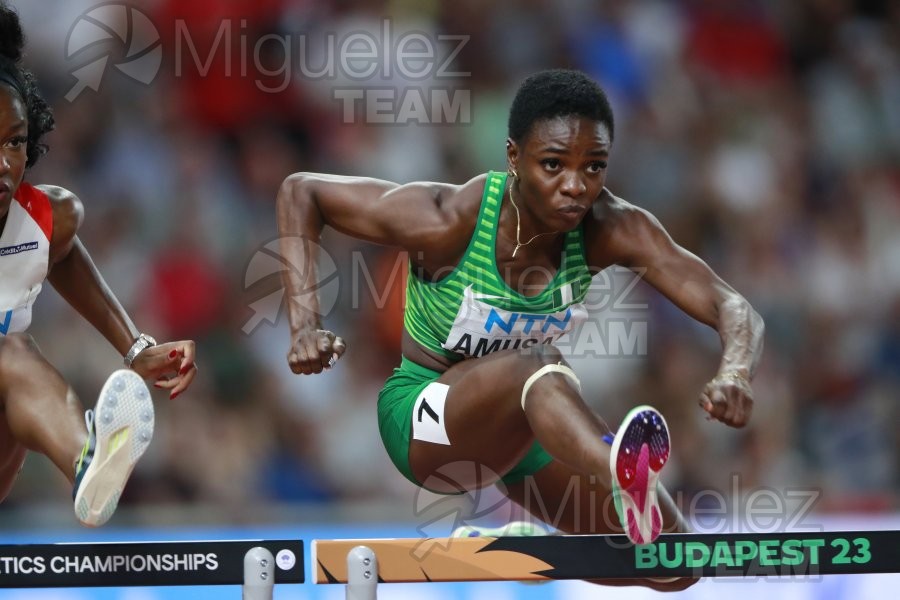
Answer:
xmin=0 ymin=539 xmax=303 ymax=594
xmin=313 ymin=530 xmax=900 ymax=584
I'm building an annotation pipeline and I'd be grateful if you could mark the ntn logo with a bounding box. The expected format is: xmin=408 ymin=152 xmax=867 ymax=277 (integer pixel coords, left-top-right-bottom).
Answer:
xmin=484 ymin=308 xmax=572 ymax=335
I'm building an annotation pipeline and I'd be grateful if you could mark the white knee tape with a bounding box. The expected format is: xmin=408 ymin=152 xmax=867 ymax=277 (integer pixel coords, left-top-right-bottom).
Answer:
xmin=521 ymin=363 xmax=581 ymax=411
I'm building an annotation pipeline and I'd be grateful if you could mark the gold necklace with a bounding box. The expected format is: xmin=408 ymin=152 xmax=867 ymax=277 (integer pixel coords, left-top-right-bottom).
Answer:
xmin=508 ymin=182 xmax=559 ymax=258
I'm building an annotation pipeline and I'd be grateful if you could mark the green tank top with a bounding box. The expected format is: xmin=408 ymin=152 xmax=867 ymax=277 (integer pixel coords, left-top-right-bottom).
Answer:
xmin=404 ymin=171 xmax=593 ymax=359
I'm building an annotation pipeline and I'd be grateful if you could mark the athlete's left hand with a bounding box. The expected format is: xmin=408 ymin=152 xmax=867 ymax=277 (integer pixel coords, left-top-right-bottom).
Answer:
xmin=699 ymin=371 xmax=753 ymax=428
xmin=131 ymin=340 xmax=198 ymax=400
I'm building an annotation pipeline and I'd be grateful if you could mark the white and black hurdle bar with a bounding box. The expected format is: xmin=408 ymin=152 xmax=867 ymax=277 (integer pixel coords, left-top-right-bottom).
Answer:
xmin=0 ymin=539 xmax=303 ymax=598
xmin=2 ymin=530 xmax=898 ymax=598
xmin=313 ymin=530 xmax=900 ymax=600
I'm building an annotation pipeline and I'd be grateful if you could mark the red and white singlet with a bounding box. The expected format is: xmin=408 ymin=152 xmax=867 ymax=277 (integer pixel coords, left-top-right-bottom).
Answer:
xmin=0 ymin=182 xmax=52 ymax=335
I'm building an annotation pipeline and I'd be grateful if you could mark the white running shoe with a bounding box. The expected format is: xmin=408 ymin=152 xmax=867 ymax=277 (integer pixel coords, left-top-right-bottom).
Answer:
xmin=72 ymin=369 xmax=154 ymax=527
xmin=450 ymin=521 xmax=549 ymax=538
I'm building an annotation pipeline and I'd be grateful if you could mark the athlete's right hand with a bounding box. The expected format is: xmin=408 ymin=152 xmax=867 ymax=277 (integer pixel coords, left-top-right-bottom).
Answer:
xmin=287 ymin=328 xmax=346 ymax=375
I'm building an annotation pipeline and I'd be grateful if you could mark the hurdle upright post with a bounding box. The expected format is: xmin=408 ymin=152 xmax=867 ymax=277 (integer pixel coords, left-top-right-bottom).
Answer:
xmin=346 ymin=545 xmax=378 ymax=600
xmin=243 ymin=546 xmax=276 ymax=600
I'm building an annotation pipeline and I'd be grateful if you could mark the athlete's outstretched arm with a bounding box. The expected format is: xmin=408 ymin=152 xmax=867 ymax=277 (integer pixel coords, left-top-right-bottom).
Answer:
xmin=41 ymin=186 xmax=196 ymax=399
xmin=276 ymin=172 xmax=465 ymax=375
xmin=596 ymin=197 xmax=764 ymax=428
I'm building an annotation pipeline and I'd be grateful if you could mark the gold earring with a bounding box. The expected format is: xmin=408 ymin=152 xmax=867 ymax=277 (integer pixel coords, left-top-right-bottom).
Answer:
xmin=508 ymin=167 xmax=518 ymax=179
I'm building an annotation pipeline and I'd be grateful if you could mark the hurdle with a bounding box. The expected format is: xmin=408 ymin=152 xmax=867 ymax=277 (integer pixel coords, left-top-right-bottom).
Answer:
xmin=313 ymin=530 xmax=900 ymax=598
xmin=0 ymin=539 xmax=303 ymax=598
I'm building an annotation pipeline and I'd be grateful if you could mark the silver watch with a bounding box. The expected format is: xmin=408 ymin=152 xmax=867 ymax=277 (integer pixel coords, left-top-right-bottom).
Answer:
xmin=124 ymin=333 xmax=157 ymax=368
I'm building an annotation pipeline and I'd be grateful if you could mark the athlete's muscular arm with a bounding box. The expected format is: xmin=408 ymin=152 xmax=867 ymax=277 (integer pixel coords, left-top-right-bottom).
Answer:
xmin=591 ymin=192 xmax=764 ymax=428
xmin=276 ymin=172 xmax=473 ymax=375
xmin=42 ymin=185 xmax=196 ymax=398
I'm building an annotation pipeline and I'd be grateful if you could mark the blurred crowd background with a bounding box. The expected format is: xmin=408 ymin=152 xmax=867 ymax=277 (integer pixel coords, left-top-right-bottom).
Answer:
xmin=4 ymin=0 xmax=899 ymax=528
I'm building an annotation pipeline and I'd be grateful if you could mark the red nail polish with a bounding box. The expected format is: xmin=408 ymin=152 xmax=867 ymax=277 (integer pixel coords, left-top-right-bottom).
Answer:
xmin=171 ymin=392 xmax=179 ymax=400
xmin=169 ymin=350 xmax=178 ymax=359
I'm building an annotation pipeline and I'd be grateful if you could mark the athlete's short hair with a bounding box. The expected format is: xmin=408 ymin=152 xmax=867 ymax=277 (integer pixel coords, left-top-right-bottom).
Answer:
xmin=0 ymin=2 xmax=54 ymax=168
xmin=508 ymin=69 xmax=614 ymax=144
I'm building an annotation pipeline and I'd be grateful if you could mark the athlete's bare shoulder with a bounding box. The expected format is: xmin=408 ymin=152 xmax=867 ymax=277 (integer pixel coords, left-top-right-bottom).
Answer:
xmin=584 ymin=188 xmax=661 ymax=271
xmin=35 ymin=184 xmax=83 ymax=261
xmin=402 ymin=173 xmax=489 ymax=274
xmin=35 ymin=185 xmax=83 ymax=224
xmin=435 ymin=173 xmax=489 ymax=225
xmin=591 ymin=188 xmax=647 ymax=223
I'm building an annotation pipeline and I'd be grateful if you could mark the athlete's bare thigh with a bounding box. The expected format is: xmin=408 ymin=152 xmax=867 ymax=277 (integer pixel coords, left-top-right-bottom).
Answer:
xmin=409 ymin=346 xmax=571 ymax=492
